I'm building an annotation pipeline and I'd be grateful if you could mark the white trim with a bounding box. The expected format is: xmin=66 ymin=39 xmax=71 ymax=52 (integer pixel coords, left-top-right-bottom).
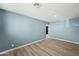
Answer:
xmin=1 ymin=35 xmax=79 ymax=55
xmin=0 ymin=38 xmax=45 ymax=55
xmin=46 ymin=35 xmax=49 ymax=38
xmin=47 ymin=36 xmax=79 ymax=45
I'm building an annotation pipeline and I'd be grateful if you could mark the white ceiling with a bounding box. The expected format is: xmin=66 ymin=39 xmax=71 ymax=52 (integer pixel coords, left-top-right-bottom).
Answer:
xmin=0 ymin=3 xmax=79 ymax=22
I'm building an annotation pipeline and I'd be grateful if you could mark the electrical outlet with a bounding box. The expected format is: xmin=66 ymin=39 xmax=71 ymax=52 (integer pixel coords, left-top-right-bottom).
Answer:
xmin=11 ymin=44 xmax=15 ymax=47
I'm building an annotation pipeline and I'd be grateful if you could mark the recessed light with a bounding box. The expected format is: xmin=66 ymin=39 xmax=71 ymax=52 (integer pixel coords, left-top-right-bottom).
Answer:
xmin=53 ymin=15 xmax=57 ymax=18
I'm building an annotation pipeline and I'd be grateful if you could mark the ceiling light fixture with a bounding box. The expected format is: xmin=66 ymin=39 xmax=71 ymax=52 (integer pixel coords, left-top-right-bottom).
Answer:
xmin=33 ymin=3 xmax=41 ymax=8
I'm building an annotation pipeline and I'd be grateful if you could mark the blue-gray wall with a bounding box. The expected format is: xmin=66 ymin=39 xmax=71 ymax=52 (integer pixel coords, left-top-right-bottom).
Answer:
xmin=48 ymin=18 xmax=79 ymax=43
xmin=0 ymin=9 xmax=47 ymax=52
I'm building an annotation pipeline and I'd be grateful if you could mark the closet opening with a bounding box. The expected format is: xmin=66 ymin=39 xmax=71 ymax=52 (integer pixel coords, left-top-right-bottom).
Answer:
xmin=46 ymin=25 xmax=48 ymax=34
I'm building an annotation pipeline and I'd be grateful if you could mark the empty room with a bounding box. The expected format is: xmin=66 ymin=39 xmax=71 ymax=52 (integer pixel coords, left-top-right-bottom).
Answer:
xmin=0 ymin=3 xmax=79 ymax=56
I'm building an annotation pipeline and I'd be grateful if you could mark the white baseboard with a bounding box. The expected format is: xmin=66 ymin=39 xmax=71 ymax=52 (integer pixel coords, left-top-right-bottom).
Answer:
xmin=47 ymin=36 xmax=79 ymax=45
xmin=0 ymin=35 xmax=79 ymax=55
xmin=0 ymin=38 xmax=45 ymax=55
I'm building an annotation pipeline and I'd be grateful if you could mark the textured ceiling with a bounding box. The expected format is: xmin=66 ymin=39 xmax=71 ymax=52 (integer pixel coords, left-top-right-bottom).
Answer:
xmin=0 ymin=3 xmax=79 ymax=22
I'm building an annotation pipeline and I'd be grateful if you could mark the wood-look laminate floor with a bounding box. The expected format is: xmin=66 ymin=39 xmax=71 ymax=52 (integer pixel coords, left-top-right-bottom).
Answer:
xmin=1 ymin=38 xmax=79 ymax=56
